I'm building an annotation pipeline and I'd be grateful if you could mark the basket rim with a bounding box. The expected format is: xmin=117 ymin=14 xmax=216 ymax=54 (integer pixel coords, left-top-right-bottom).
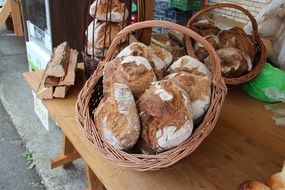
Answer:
xmin=185 ymin=3 xmax=267 ymax=85
xmin=75 ymin=20 xmax=228 ymax=171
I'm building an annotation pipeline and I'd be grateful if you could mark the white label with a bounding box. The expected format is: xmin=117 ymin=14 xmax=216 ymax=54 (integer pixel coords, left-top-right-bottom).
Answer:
xmin=32 ymin=91 xmax=49 ymax=131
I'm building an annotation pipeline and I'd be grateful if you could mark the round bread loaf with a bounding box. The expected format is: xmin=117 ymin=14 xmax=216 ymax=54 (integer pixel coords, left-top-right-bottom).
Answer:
xmin=117 ymin=42 xmax=166 ymax=79
xmin=149 ymin=44 xmax=173 ymax=68
xmin=89 ymin=0 xmax=129 ymax=23
xmin=86 ymin=20 xmax=126 ymax=49
xmin=218 ymin=27 xmax=256 ymax=61
xmin=168 ymin=55 xmax=211 ymax=78
xmin=93 ymin=83 xmax=140 ymax=150
xmin=164 ymin=72 xmax=211 ymax=120
xmin=192 ymin=20 xmax=221 ymax=37
xmin=103 ymin=56 xmax=157 ymax=98
xmin=138 ymin=80 xmax=194 ymax=153
xmin=206 ymin=47 xmax=252 ymax=78
xmin=194 ymin=35 xmax=220 ymax=62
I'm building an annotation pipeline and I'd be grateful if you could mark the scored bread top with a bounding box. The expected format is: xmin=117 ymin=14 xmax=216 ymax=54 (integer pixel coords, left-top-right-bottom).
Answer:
xmin=117 ymin=42 xmax=166 ymax=79
xmin=168 ymin=55 xmax=211 ymax=78
xmin=103 ymin=56 xmax=157 ymax=98
xmin=93 ymin=83 xmax=140 ymax=150
xmin=164 ymin=72 xmax=211 ymax=120
xmin=138 ymin=80 xmax=193 ymax=152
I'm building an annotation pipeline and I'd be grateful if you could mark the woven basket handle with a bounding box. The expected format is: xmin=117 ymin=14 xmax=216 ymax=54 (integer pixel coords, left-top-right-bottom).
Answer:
xmin=187 ymin=3 xmax=258 ymax=43
xmin=103 ymin=20 xmax=222 ymax=83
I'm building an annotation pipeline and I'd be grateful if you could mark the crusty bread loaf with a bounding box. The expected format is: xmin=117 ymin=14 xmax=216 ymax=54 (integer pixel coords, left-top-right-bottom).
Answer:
xmin=103 ymin=56 xmax=157 ymax=98
xmin=149 ymin=44 xmax=173 ymax=68
xmin=168 ymin=55 xmax=211 ymax=78
xmin=192 ymin=20 xmax=221 ymax=37
xmin=168 ymin=29 xmax=185 ymax=46
xmin=218 ymin=27 xmax=256 ymax=61
xmin=164 ymin=72 xmax=211 ymax=121
xmin=86 ymin=20 xmax=126 ymax=49
xmin=93 ymin=83 xmax=140 ymax=150
xmin=194 ymin=35 xmax=220 ymax=62
xmin=268 ymin=161 xmax=285 ymax=189
xmin=138 ymin=80 xmax=193 ymax=153
xmin=206 ymin=47 xmax=252 ymax=78
xmin=89 ymin=0 xmax=129 ymax=23
xmin=238 ymin=181 xmax=271 ymax=190
xmin=117 ymin=42 xmax=166 ymax=79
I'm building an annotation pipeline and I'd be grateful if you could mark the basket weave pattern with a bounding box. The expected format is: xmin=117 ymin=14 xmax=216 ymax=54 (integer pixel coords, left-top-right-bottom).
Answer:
xmin=186 ymin=3 xmax=267 ymax=85
xmin=76 ymin=20 xmax=227 ymax=171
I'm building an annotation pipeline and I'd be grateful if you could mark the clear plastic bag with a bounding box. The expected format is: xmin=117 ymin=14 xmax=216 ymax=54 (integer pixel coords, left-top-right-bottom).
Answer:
xmin=265 ymin=103 xmax=285 ymax=127
xmin=244 ymin=0 xmax=285 ymax=70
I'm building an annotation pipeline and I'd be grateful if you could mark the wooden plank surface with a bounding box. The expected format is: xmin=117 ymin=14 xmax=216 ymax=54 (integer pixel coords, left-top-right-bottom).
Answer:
xmin=23 ymin=66 xmax=285 ymax=190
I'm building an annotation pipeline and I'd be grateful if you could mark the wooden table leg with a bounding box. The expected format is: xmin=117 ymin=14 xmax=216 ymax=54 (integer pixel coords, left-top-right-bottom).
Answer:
xmin=85 ymin=162 xmax=105 ymax=190
xmin=50 ymin=134 xmax=81 ymax=169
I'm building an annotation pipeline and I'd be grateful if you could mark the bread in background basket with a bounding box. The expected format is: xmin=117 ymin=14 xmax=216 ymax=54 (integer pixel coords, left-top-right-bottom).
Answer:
xmin=186 ymin=3 xmax=267 ymax=85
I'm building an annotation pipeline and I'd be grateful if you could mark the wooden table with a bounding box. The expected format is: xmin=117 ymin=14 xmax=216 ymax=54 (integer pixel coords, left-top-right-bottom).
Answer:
xmin=23 ymin=67 xmax=285 ymax=190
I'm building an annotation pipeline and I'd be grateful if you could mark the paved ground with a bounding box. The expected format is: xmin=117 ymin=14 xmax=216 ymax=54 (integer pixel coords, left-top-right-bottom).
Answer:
xmin=0 ymin=30 xmax=86 ymax=189
xmin=0 ymin=101 xmax=45 ymax=190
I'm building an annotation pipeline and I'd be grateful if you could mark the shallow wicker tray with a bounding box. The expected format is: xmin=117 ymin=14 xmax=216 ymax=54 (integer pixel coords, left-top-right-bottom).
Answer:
xmin=186 ymin=3 xmax=267 ymax=85
xmin=75 ymin=20 xmax=227 ymax=171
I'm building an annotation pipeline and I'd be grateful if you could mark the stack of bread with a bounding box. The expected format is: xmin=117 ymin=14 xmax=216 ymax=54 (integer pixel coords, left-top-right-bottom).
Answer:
xmin=190 ymin=19 xmax=257 ymax=78
xmin=86 ymin=0 xmax=129 ymax=58
xmin=92 ymin=41 xmax=212 ymax=154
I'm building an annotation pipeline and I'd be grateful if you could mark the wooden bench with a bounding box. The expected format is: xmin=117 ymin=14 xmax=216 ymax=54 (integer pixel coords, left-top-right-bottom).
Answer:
xmin=23 ymin=65 xmax=285 ymax=190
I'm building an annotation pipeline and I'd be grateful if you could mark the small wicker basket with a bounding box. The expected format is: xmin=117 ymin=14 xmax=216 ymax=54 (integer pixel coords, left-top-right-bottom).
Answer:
xmin=75 ymin=20 xmax=227 ymax=171
xmin=186 ymin=3 xmax=267 ymax=85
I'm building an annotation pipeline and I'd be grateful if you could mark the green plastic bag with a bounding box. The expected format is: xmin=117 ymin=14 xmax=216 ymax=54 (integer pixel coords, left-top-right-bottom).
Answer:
xmin=241 ymin=63 xmax=285 ymax=103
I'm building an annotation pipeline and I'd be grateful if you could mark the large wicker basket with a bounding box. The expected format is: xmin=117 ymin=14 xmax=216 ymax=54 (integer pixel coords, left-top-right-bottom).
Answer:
xmin=186 ymin=3 xmax=267 ymax=85
xmin=75 ymin=20 xmax=227 ymax=171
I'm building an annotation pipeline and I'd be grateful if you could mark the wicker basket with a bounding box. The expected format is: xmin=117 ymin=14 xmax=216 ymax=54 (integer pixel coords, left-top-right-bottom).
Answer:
xmin=75 ymin=20 xmax=227 ymax=171
xmin=186 ymin=3 xmax=267 ymax=85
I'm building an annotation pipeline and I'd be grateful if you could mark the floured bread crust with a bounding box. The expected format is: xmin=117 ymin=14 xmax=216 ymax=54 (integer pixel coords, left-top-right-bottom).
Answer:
xmin=192 ymin=20 xmax=221 ymax=37
xmin=218 ymin=27 xmax=256 ymax=61
xmin=89 ymin=0 xmax=129 ymax=23
xmin=103 ymin=56 xmax=157 ymax=98
xmin=208 ymin=47 xmax=252 ymax=78
xmin=164 ymin=72 xmax=211 ymax=120
xmin=117 ymin=42 xmax=166 ymax=79
xmin=194 ymin=35 xmax=220 ymax=62
xmin=149 ymin=44 xmax=173 ymax=68
xmin=138 ymin=80 xmax=193 ymax=153
xmin=86 ymin=20 xmax=126 ymax=49
xmin=94 ymin=83 xmax=140 ymax=150
xmin=168 ymin=55 xmax=211 ymax=78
